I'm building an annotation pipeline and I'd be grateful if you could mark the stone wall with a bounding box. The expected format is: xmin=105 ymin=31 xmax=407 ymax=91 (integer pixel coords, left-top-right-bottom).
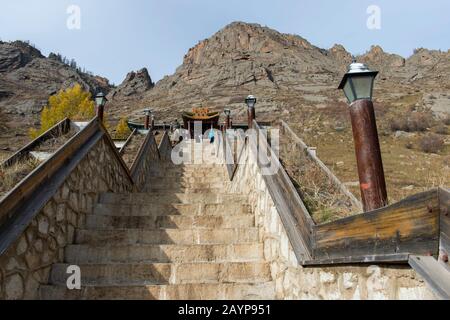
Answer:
xmin=227 ymin=142 xmax=436 ymax=300
xmin=131 ymin=132 xmax=161 ymax=190
xmin=0 ymin=135 xmax=134 ymax=300
xmin=158 ymin=131 xmax=173 ymax=162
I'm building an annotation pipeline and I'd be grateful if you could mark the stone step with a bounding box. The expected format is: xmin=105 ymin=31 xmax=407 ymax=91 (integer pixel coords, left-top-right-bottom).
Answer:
xmin=147 ymin=176 xmax=227 ymax=184
xmin=146 ymin=181 xmax=229 ymax=189
xmin=148 ymin=171 xmax=226 ymax=178
xmin=65 ymin=243 xmax=264 ymax=264
xmin=39 ymin=282 xmax=276 ymax=300
xmin=85 ymin=214 xmax=255 ymax=229
xmin=93 ymin=203 xmax=252 ymax=217
xmin=48 ymin=262 xmax=272 ymax=286
xmin=144 ymin=187 xmax=226 ymax=194
xmin=99 ymin=193 xmax=247 ymax=205
xmin=75 ymin=228 xmax=259 ymax=245
xmin=158 ymin=167 xmax=225 ymax=173
xmin=160 ymin=164 xmax=225 ymax=170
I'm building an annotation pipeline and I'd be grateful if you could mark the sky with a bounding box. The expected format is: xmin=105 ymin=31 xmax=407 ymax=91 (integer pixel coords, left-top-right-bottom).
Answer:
xmin=1 ymin=0 xmax=449 ymax=85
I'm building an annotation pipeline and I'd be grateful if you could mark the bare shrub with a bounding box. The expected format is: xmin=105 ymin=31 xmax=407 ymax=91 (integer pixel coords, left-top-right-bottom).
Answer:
xmin=435 ymin=125 xmax=449 ymax=135
xmin=407 ymin=112 xmax=433 ymax=132
xmin=389 ymin=112 xmax=433 ymax=132
xmin=420 ymin=134 xmax=445 ymax=154
xmin=390 ymin=117 xmax=408 ymax=132
xmin=443 ymin=115 xmax=450 ymax=126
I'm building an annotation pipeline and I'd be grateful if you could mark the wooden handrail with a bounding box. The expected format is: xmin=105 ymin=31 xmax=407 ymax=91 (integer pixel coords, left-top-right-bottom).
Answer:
xmin=311 ymin=189 xmax=440 ymax=264
xmin=119 ymin=129 xmax=137 ymax=155
xmin=439 ymin=187 xmax=450 ymax=259
xmin=223 ymin=132 xmax=235 ymax=179
xmin=247 ymin=120 xmax=445 ymax=266
xmin=158 ymin=130 xmax=172 ymax=161
xmin=221 ymin=129 xmax=246 ymax=181
xmin=251 ymin=120 xmax=314 ymax=261
xmin=130 ymin=127 xmax=161 ymax=190
xmin=0 ymin=117 xmax=133 ymax=255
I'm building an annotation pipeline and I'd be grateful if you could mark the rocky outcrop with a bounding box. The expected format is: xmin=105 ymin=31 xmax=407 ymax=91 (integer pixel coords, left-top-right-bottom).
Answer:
xmin=108 ymin=68 xmax=154 ymax=100
xmin=359 ymin=45 xmax=405 ymax=69
xmin=117 ymin=21 xmax=449 ymax=125
xmin=0 ymin=41 xmax=113 ymax=151
xmin=0 ymin=41 xmax=44 ymax=73
xmin=328 ymin=44 xmax=353 ymax=71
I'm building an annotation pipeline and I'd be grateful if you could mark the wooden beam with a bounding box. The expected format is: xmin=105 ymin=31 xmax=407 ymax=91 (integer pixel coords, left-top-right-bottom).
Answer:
xmin=119 ymin=129 xmax=137 ymax=155
xmin=313 ymin=189 xmax=440 ymax=260
xmin=0 ymin=130 xmax=103 ymax=256
xmin=303 ymin=253 xmax=410 ymax=266
xmin=409 ymin=255 xmax=450 ymax=300
xmin=0 ymin=118 xmax=99 ymax=227
xmin=158 ymin=130 xmax=173 ymax=161
xmin=97 ymin=122 xmax=134 ymax=183
xmin=252 ymin=121 xmax=314 ymax=261
xmin=439 ymin=187 xmax=450 ymax=267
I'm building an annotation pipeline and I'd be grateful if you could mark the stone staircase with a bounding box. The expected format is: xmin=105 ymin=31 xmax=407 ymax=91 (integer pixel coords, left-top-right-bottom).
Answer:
xmin=39 ymin=140 xmax=276 ymax=300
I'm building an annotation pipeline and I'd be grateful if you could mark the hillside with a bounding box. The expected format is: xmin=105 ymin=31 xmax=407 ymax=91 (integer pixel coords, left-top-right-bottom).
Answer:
xmin=107 ymin=22 xmax=449 ymax=202
xmin=0 ymin=40 xmax=112 ymax=153
xmin=1 ymin=22 xmax=449 ymax=201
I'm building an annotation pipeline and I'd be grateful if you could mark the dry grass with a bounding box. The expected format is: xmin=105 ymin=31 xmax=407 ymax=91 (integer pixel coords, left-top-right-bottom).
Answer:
xmin=279 ymin=134 xmax=360 ymax=224
xmin=435 ymin=125 xmax=449 ymax=135
xmin=284 ymin=101 xmax=450 ymax=206
xmin=0 ymin=156 xmax=41 ymax=200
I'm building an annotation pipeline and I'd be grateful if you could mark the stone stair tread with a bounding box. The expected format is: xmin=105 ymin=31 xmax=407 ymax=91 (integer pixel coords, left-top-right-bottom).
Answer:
xmin=147 ymin=176 xmax=225 ymax=181
xmin=93 ymin=203 xmax=252 ymax=217
xmin=85 ymin=214 xmax=255 ymax=229
xmin=48 ymin=262 xmax=272 ymax=286
xmin=39 ymin=282 xmax=276 ymax=300
xmin=75 ymin=228 xmax=259 ymax=245
xmin=39 ymin=153 xmax=273 ymax=300
xmin=99 ymin=193 xmax=248 ymax=205
xmin=65 ymin=243 xmax=264 ymax=264
xmin=144 ymin=188 xmax=226 ymax=194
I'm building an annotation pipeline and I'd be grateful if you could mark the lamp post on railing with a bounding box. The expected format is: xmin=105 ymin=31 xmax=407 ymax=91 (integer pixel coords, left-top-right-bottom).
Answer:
xmin=144 ymin=109 xmax=152 ymax=130
xmin=95 ymin=92 xmax=107 ymax=123
xmin=224 ymin=108 xmax=231 ymax=130
xmin=338 ymin=61 xmax=388 ymax=212
xmin=245 ymin=95 xmax=256 ymax=129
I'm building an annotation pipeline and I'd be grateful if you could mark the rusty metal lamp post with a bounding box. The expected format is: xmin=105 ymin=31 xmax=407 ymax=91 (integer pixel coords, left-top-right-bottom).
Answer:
xmin=246 ymin=95 xmax=257 ymax=129
xmin=144 ymin=109 xmax=152 ymax=130
xmin=95 ymin=92 xmax=107 ymax=123
xmin=338 ymin=61 xmax=388 ymax=212
xmin=224 ymin=108 xmax=232 ymax=130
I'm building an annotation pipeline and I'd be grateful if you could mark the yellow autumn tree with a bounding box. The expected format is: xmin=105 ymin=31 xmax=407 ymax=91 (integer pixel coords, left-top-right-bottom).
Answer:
xmin=114 ymin=117 xmax=132 ymax=140
xmin=30 ymin=84 xmax=95 ymax=138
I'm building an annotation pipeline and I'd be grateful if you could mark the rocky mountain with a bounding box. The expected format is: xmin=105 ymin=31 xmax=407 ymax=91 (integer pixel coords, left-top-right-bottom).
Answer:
xmin=1 ymin=22 xmax=450 ymax=153
xmin=106 ymin=22 xmax=450 ymax=123
xmin=0 ymin=40 xmax=112 ymax=151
